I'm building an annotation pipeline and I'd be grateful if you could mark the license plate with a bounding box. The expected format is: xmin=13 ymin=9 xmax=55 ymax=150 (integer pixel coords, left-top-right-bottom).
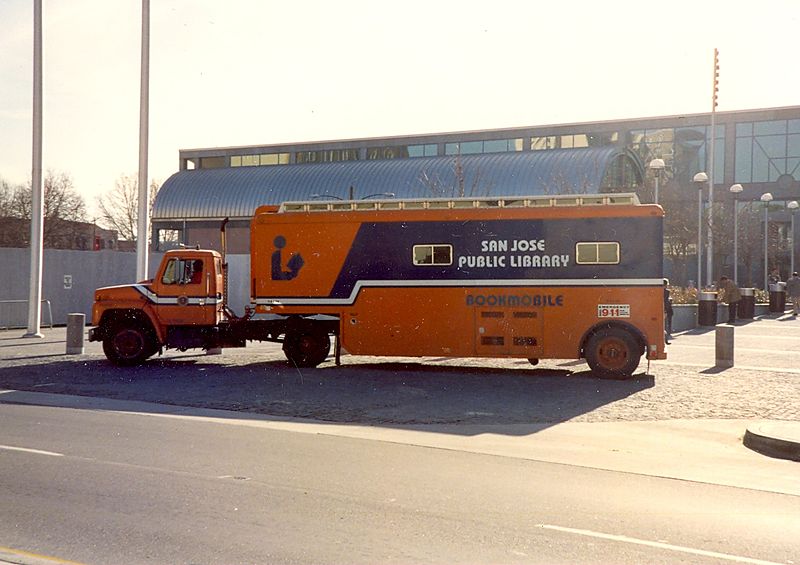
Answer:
xmin=597 ymin=304 xmax=630 ymax=318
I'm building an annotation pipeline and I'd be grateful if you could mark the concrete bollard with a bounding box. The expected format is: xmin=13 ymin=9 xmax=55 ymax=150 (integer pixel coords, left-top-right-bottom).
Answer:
xmin=65 ymin=313 xmax=85 ymax=355
xmin=715 ymin=324 xmax=734 ymax=368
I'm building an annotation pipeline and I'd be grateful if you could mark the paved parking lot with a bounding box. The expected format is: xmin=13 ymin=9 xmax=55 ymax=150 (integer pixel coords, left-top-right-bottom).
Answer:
xmin=664 ymin=316 xmax=800 ymax=374
xmin=1 ymin=314 xmax=799 ymax=426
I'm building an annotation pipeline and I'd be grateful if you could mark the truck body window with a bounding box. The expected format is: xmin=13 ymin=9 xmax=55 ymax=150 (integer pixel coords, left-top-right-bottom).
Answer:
xmin=413 ymin=244 xmax=453 ymax=266
xmin=576 ymin=242 xmax=620 ymax=265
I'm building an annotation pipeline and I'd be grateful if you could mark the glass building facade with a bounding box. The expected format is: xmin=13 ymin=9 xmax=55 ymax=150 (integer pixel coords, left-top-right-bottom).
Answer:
xmin=735 ymin=119 xmax=800 ymax=184
xmin=181 ymin=106 xmax=800 ymax=199
xmin=175 ymin=106 xmax=800 ymax=284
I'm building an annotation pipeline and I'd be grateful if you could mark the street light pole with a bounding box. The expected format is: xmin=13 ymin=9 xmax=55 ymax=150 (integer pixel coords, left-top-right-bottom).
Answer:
xmin=648 ymin=159 xmax=665 ymax=205
xmin=730 ymin=184 xmax=743 ymax=283
xmin=789 ymin=200 xmax=799 ymax=274
xmin=707 ymin=48 xmax=720 ymax=288
xmin=136 ymin=0 xmax=150 ymax=282
xmin=707 ymin=151 xmax=715 ymax=287
xmin=694 ymin=172 xmax=708 ymax=288
xmin=25 ymin=0 xmax=44 ymax=339
xmin=761 ymin=192 xmax=773 ymax=290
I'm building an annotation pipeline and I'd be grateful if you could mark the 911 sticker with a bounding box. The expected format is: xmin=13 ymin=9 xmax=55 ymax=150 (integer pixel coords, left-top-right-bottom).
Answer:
xmin=597 ymin=304 xmax=630 ymax=318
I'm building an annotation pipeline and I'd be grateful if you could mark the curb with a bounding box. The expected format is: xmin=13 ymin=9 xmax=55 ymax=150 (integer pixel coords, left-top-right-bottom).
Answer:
xmin=743 ymin=421 xmax=800 ymax=462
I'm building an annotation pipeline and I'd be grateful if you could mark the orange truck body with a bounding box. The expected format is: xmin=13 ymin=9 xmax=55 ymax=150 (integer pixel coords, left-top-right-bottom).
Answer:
xmin=90 ymin=193 xmax=666 ymax=376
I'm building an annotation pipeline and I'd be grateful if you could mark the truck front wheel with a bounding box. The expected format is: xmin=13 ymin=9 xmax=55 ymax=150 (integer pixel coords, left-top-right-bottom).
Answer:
xmin=103 ymin=323 xmax=157 ymax=366
xmin=283 ymin=331 xmax=331 ymax=368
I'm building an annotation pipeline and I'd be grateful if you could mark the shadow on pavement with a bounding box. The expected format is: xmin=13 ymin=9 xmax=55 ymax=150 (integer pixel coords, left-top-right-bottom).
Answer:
xmin=700 ymin=366 xmax=729 ymax=375
xmin=0 ymin=355 xmax=655 ymax=435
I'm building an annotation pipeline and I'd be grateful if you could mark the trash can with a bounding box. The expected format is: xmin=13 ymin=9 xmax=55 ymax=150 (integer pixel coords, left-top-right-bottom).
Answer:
xmin=698 ymin=291 xmax=718 ymax=326
xmin=737 ymin=288 xmax=755 ymax=319
xmin=768 ymin=282 xmax=787 ymax=313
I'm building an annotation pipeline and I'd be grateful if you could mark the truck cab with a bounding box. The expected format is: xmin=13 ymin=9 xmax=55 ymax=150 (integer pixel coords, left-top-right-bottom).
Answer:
xmin=153 ymin=251 xmax=223 ymax=327
xmin=89 ymin=249 xmax=223 ymax=365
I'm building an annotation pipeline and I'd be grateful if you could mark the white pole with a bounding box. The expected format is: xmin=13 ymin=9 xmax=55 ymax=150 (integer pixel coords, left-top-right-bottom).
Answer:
xmin=136 ymin=0 xmax=150 ymax=281
xmin=763 ymin=205 xmax=769 ymax=291
xmin=654 ymin=173 xmax=660 ymax=205
xmin=733 ymin=197 xmax=738 ymax=284
xmin=707 ymin=125 xmax=715 ymax=288
xmin=792 ymin=211 xmax=796 ymax=275
xmin=24 ymin=0 xmax=44 ymax=339
xmin=697 ymin=186 xmax=703 ymax=288
xmin=707 ymin=48 xmax=719 ymax=288
xmin=788 ymin=202 xmax=799 ymax=275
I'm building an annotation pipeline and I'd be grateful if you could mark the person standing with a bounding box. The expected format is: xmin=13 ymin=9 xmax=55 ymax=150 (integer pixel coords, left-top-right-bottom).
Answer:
xmin=786 ymin=272 xmax=800 ymax=316
xmin=717 ymin=276 xmax=741 ymax=324
xmin=663 ymin=278 xmax=673 ymax=344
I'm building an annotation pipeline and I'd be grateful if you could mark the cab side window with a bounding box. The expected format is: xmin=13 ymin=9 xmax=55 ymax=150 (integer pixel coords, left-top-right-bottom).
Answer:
xmin=187 ymin=260 xmax=203 ymax=284
xmin=161 ymin=258 xmax=204 ymax=285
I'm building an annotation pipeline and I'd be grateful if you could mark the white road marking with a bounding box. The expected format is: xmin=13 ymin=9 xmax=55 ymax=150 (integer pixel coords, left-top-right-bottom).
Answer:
xmin=0 ymin=544 xmax=88 ymax=565
xmin=537 ymin=524 xmax=785 ymax=565
xmin=661 ymin=361 xmax=800 ymax=375
xmin=674 ymin=343 xmax=800 ymax=353
xmin=0 ymin=444 xmax=64 ymax=457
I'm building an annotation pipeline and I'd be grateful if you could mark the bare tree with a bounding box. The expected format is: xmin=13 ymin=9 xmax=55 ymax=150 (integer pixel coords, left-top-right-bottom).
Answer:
xmin=1 ymin=171 xmax=88 ymax=248
xmin=44 ymin=172 xmax=87 ymax=247
xmin=418 ymin=153 xmax=607 ymax=199
xmin=735 ymin=202 xmax=765 ymax=287
xmin=539 ymin=169 xmax=597 ymax=195
xmin=661 ymin=186 xmax=699 ymax=286
xmin=96 ymin=174 xmax=160 ymax=242
xmin=417 ymin=155 xmax=494 ymax=198
xmin=0 ymin=177 xmax=24 ymax=247
xmin=0 ymin=178 xmax=14 ymax=215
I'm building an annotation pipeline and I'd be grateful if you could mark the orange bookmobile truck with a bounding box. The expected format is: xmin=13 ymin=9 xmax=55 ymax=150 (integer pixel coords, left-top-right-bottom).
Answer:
xmin=89 ymin=193 xmax=666 ymax=378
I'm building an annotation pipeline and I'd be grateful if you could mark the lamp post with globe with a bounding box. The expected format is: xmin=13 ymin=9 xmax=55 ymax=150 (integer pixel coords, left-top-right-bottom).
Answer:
xmin=693 ymin=172 xmax=709 ymax=287
xmin=648 ymin=159 xmax=665 ymax=205
xmin=761 ymin=192 xmax=774 ymax=290
xmin=789 ymin=200 xmax=799 ymax=274
xmin=730 ymin=184 xmax=743 ymax=283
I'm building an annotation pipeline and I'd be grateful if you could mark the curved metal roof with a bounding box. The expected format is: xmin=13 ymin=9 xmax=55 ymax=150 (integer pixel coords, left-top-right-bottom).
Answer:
xmin=153 ymin=146 xmax=641 ymax=220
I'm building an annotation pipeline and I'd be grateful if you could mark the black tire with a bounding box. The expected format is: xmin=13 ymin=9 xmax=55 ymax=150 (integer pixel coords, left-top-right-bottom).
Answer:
xmin=102 ymin=323 xmax=157 ymax=366
xmin=584 ymin=327 xmax=641 ymax=379
xmin=283 ymin=331 xmax=331 ymax=368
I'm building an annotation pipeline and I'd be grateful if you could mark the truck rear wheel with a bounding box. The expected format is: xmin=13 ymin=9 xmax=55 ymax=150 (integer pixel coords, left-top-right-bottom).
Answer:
xmin=283 ymin=331 xmax=331 ymax=368
xmin=584 ymin=327 xmax=641 ymax=379
xmin=103 ymin=323 xmax=157 ymax=366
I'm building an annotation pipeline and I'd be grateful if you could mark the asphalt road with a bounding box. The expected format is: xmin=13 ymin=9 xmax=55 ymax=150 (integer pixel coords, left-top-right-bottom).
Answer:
xmin=1 ymin=401 xmax=799 ymax=565
xmin=1 ymin=320 xmax=799 ymax=564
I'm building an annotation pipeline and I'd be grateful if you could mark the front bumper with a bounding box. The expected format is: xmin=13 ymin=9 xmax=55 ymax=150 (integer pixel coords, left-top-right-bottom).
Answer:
xmin=87 ymin=327 xmax=103 ymax=342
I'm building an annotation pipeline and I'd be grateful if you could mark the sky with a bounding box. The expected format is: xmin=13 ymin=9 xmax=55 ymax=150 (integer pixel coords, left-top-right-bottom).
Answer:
xmin=1 ymin=0 xmax=799 ymax=217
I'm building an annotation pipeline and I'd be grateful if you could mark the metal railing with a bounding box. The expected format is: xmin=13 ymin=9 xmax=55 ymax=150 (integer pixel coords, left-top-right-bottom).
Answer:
xmin=279 ymin=193 xmax=641 ymax=213
xmin=0 ymin=299 xmax=54 ymax=330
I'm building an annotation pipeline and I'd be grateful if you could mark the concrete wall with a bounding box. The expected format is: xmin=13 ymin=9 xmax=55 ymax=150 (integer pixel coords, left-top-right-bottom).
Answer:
xmin=0 ymin=248 xmax=252 ymax=327
xmin=672 ymin=303 xmax=771 ymax=332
